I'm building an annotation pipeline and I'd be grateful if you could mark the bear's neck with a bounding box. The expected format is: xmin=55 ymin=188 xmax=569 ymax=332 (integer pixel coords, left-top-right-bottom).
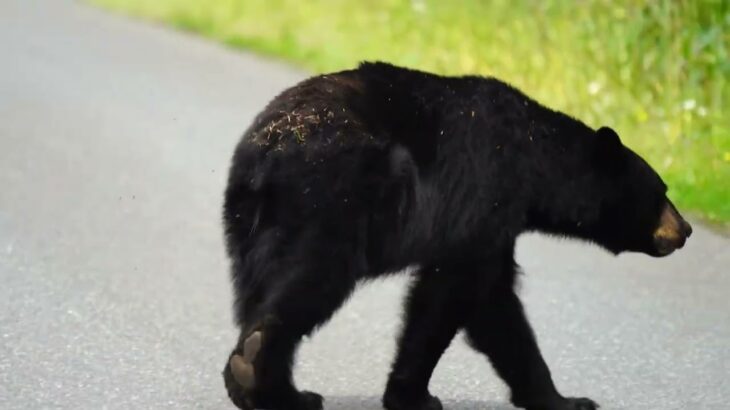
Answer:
xmin=519 ymin=111 xmax=605 ymax=238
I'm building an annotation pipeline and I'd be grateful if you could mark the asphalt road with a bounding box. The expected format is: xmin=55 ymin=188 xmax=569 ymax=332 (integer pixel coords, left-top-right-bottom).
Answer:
xmin=1 ymin=1 xmax=728 ymax=409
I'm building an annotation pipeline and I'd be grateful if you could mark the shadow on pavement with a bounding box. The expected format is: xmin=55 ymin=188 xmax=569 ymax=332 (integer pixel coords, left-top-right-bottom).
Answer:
xmin=323 ymin=395 xmax=513 ymax=410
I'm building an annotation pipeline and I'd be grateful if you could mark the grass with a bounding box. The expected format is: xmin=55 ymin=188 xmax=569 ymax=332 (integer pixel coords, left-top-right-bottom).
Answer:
xmin=89 ymin=0 xmax=729 ymax=225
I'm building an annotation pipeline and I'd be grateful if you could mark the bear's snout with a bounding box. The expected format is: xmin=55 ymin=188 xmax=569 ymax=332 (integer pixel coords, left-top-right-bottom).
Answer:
xmin=652 ymin=201 xmax=692 ymax=256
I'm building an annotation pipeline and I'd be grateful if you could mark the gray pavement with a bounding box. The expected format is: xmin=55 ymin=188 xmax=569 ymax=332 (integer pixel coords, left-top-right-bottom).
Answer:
xmin=0 ymin=1 xmax=728 ymax=409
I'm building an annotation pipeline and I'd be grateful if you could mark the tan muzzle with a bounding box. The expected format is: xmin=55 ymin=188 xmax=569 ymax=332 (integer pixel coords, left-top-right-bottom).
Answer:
xmin=653 ymin=202 xmax=692 ymax=256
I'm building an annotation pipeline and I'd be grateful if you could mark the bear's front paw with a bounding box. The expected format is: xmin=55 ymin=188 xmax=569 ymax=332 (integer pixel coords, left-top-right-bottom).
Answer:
xmin=383 ymin=391 xmax=442 ymax=410
xmin=298 ymin=391 xmax=325 ymax=410
xmin=524 ymin=396 xmax=599 ymax=410
xmin=561 ymin=397 xmax=598 ymax=410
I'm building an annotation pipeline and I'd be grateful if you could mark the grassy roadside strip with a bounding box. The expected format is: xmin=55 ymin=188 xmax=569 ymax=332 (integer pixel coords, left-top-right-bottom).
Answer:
xmin=88 ymin=0 xmax=729 ymax=226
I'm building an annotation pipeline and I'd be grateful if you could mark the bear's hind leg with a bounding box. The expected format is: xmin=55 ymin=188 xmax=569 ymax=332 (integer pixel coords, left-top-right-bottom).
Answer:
xmin=224 ymin=321 xmax=329 ymax=410
xmin=464 ymin=254 xmax=598 ymax=410
xmin=223 ymin=232 xmax=358 ymax=410
xmin=384 ymin=262 xmax=478 ymax=410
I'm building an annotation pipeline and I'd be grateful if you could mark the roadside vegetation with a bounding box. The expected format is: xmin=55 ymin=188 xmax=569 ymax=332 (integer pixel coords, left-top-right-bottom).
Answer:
xmin=90 ymin=0 xmax=729 ymax=224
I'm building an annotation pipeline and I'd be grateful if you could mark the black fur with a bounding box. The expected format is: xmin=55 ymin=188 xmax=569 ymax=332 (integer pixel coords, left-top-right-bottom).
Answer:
xmin=221 ymin=62 xmax=686 ymax=410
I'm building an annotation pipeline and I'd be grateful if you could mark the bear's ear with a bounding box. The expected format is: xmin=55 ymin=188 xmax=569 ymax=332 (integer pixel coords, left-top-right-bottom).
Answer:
xmin=594 ymin=126 xmax=625 ymax=172
xmin=596 ymin=126 xmax=622 ymax=150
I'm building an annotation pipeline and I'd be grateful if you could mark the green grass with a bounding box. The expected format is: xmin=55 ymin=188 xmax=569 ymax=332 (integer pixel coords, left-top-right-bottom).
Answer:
xmin=90 ymin=0 xmax=730 ymax=225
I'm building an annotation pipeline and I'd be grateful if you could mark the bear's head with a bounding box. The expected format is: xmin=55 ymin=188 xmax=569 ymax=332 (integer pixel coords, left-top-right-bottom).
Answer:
xmin=586 ymin=126 xmax=693 ymax=257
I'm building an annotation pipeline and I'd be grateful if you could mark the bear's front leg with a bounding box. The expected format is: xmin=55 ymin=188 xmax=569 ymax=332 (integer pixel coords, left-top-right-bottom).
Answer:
xmin=464 ymin=256 xmax=598 ymax=410
xmin=383 ymin=263 xmax=472 ymax=410
xmin=384 ymin=263 xmax=478 ymax=410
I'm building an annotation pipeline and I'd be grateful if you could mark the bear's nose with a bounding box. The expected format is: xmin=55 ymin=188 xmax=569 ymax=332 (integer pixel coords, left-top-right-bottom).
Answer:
xmin=682 ymin=220 xmax=693 ymax=238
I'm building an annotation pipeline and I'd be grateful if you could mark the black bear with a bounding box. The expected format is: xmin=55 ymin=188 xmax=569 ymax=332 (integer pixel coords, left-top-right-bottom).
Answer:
xmin=220 ymin=62 xmax=692 ymax=410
